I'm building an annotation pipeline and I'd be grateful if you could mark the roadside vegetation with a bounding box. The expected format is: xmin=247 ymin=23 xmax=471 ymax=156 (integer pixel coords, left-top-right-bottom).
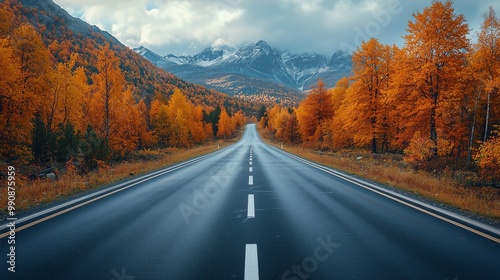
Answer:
xmin=0 ymin=1 xmax=253 ymax=215
xmin=258 ymin=1 xmax=500 ymax=220
xmin=258 ymin=125 xmax=500 ymax=220
xmin=0 ymin=131 xmax=243 ymax=216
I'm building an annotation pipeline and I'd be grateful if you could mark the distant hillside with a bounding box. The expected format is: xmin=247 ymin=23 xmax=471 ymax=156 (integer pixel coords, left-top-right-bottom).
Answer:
xmin=4 ymin=0 xmax=258 ymax=115
xmin=135 ymin=41 xmax=352 ymax=103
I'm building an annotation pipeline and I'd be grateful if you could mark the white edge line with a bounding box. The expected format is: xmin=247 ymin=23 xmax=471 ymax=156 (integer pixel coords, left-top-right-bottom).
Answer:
xmin=271 ymin=146 xmax=500 ymax=244
xmin=0 ymin=146 xmax=231 ymax=236
xmin=244 ymin=244 xmax=259 ymax=280
xmin=248 ymin=194 xmax=255 ymax=218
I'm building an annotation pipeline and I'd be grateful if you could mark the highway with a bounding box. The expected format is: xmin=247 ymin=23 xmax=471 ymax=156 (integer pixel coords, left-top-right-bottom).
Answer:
xmin=1 ymin=124 xmax=500 ymax=279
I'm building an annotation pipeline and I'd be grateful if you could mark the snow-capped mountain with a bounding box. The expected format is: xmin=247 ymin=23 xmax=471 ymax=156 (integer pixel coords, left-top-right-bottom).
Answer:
xmin=134 ymin=40 xmax=352 ymax=95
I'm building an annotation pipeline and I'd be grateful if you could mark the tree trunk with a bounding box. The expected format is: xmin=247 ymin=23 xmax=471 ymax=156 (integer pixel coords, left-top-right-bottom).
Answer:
xmin=466 ymin=90 xmax=481 ymax=166
xmin=430 ymin=92 xmax=438 ymax=158
xmin=483 ymin=91 xmax=491 ymax=142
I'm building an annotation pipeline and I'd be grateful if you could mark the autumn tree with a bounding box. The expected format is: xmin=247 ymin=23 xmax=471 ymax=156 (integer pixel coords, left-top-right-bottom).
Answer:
xmin=232 ymin=111 xmax=246 ymax=130
xmin=167 ymin=88 xmax=193 ymax=147
xmin=109 ymin=87 xmax=144 ymax=155
xmin=42 ymin=53 xmax=82 ymax=133
xmin=135 ymin=99 xmax=154 ymax=148
xmin=392 ymin=0 xmax=469 ymax=158
xmin=330 ymin=77 xmax=349 ymax=113
xmin=191 ymin=105 xmax=208 ymax=144
xmin=149 ymin=98 xmax=170 ymax=147
xmin=0 ymin=38 xmax=23 ymax=161
xmin=265 ymin=104 xmax=283 ymax=135
xmin=0 ymin=22 xmax=51 ymax=163
xmin=205 ymin=105 xmax=222 ymax=137
xmin=326 ymin=77 xmax=351 ymax=149
xmin=89 ymin=44 xmax=123 ymax=142
xmin=474 ymin=126 xmax=500 ymax=180
xmin=281 ymin=110 xmax=300 ymax=144
xmin=89 ymin=44 xmax=142 ymax=155
xmin=217 ymin=108 xmax=234 ymax=140
xmin=342 ymin=39 xmax=393 ymax=153
xmin=296 ymin=80 xmax=334 ymax=145
xmin=473 ymin=7 xmax=500 ymax=142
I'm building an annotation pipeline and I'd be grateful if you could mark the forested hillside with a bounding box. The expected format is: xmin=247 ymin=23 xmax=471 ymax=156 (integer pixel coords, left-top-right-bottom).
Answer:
xmin=0 ymin=0 xmax=255 ymax=169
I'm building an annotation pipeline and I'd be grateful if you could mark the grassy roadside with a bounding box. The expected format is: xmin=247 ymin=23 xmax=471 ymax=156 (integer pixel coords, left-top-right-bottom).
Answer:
xmin=257 ymin=127 xmax=500 ymax=221
xmin=0 ymin=132 xmax=242 ymax=215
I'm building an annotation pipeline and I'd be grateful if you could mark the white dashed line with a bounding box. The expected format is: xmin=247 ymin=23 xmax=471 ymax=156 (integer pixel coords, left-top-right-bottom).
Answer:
xmin=247 ymin=194 xmax=255 ymax=218
xmin=244 ymin=244 xmax=259 ymax=280
xmin=250 ymin=162 xmax=252 ymax=165
xmin=249 ymin=167 xmax=253 ymax=172
xmin=249 ymin=176 xmax=253 ymax=185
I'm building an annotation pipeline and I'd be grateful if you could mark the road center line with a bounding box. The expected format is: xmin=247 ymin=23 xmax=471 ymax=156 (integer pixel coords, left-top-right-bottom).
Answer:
xmin=249 ymin=167 xmax=253 ymax=172
xmin=249 ymin=175 xmax=253 ymax=185
xmin=247 ymin=194 xmax=255 ymax=218
xmin=250 ymin=161 xmax=252 ymax=165
xmin=244 ymin=244 xmax=259 ymax=280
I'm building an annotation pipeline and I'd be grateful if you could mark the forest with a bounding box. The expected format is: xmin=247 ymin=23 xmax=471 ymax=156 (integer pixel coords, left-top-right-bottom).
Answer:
xmin=0 ymin=0 xmax=249 ymax=172
xmin=260 ymin=1 xmax=499 ymax=182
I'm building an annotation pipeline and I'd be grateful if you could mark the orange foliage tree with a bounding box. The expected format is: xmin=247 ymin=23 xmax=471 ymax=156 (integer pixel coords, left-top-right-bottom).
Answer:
xmin=89 ymin=44 xmax=144 ymax=156
xmin=326 ymin=77 xmax=351 ymax=149
xmin=0 ymin=21 xmax=51 ymax=162
xmin=150 ymin=88 xmax=212 ymax=147
xmin=472 ymin=7 xmax=500 ymax=142
xmin=474 ymin=127 xmax=500 ymax=180
xmin=217 ymin=108 xmax=234 ymax=141
xmin=342 ymin=38 xmax=394 ymax=153
xmin=296 ymin=80 xmax=334 ymax=146
xmin=166 ymin=88 xmax=194 ymax=147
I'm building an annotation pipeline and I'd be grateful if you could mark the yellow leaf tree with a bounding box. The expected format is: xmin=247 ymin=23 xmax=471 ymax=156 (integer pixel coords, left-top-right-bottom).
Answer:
xmin=167 ymin=88 xmax=192 ymax=147
xmin=392 ymin=0 xmax=469 ymax=158
xmin=217 ymin=108 xmax=234 ymax=141
xmin=343 ymin=38 xmax=393 ymax=153
xmin=473 ymin=7 xmax=500 ymax=142
xmin=89 ymin=44 xmax=141 ymax=155
xmin=1 ymin=23 xmax=51 ymax=162
xmin=296 ymin=80 xmax=334 ymax=146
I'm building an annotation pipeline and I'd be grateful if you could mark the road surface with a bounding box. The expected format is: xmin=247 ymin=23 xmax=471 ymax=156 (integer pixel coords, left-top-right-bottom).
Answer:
xmin=1 ymin=124 xmax=500 ymax=279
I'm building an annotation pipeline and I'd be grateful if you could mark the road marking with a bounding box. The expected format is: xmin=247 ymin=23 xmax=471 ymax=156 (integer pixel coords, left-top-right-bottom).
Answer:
xmin=250 ymin=162 xmax=252 ymax=165
xmin=244 ymin=244 xmax=259 ymax=280
xmin=276 ymin=148 xmax=500 ymax=244
xmin=249 ymin=176 xmax=253 ymax=185
xmin=0 ymin=147 xmax=226 ymax=238
xmin=248 ymin=194 xmax=255 ymax=218
xmin=249 ymin=167 xmax=253 ymax=172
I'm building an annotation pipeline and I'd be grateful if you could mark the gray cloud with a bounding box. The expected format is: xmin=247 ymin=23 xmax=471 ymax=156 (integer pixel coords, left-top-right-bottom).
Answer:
xmin=53 ymin=0 xmax=500 ymax=56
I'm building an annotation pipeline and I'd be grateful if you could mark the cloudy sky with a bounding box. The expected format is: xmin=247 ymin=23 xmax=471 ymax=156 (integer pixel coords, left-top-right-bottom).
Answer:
xmin=53 ymin=0 xmax=499 ymax=56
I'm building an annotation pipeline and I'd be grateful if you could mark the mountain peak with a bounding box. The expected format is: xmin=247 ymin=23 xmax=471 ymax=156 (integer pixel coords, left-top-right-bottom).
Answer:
xmin=136 ymin=42 xmax=352 ymax=93
xmin=255 ymin=40 xmax=271 ymax=48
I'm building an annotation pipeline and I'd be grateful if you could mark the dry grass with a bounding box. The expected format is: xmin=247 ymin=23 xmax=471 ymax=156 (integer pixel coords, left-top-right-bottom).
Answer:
xmin=0 ymin=139 xmax=235 ymax=214
xmin=261 ymin=132 xmax=500 ymax=220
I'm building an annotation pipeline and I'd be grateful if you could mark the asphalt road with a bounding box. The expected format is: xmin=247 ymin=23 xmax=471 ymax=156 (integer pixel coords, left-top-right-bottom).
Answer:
xmin=1 ymin=124 xmax=500 ymax=280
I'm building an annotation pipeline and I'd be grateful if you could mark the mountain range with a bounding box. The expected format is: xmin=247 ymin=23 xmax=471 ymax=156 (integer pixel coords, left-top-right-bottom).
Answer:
xmin=135 ymin=41 xmax=352 ymax=97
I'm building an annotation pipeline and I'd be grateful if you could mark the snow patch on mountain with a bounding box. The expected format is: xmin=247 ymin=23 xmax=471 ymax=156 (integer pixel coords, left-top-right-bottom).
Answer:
xmin=134 ymin=40 xmax=352 ymax=93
